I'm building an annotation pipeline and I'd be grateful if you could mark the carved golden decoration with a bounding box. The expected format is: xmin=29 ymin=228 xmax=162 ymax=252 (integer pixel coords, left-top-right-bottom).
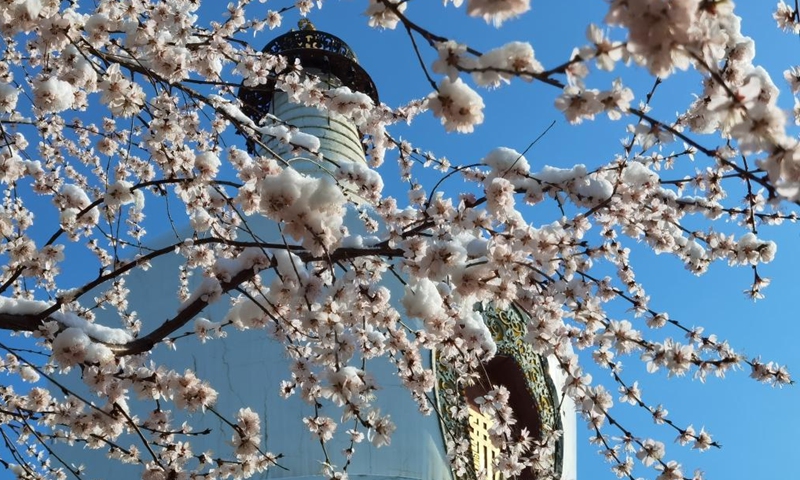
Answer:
xmin=434 ymin=304 xmax=563 ymax=480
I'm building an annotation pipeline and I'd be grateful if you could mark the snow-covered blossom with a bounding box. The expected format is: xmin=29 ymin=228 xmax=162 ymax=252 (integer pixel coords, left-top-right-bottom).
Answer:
xmin=427 ymin=77 xmax=485 ymax=133
xmin=0 ymin=83 xmax=19 ymax=112
xmin=195 ymin=151 xmax=221 ymax=178
xmin=466 ymin=0 xmax=531 ymax=26
xmin=51 ymin=327 xmax=91 ymax=368
xmin=104 ymin=181 xmax=137 ymax=208
xmin=0 ymin=2 xmax=795 ymax=479
xmin=194 ymin=317 xmax=224 ymax=343
xmin=19 ymin=364 xmax=40 ymax=383
xmin=485 ymin=176 xmax=519 ymax=221
xmin=402 ymin=278 xmax=445 ymax=320
xmin=473 ymin=41 xmax=543 ymax=86
xmin=32 ymin=77 xmax=74 ymax=113
xmin=258 ymin=168 xmax=347 ymax=253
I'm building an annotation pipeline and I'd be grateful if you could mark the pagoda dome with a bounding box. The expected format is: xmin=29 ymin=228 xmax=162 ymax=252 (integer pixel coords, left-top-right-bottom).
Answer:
xmin=238 ymin=22 xmax=379 ymax=175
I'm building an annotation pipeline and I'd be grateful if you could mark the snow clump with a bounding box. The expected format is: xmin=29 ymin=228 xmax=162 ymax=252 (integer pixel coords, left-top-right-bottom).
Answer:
xmin=259 ymin=168 xmax=347 ymax=255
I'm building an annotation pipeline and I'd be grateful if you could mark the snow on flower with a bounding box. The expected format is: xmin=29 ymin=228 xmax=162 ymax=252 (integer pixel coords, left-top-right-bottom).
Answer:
xmin=0 ymin=2 xmax=796 ymax=479
xmin=327 ymin=86 xmax=376 ymax=125
xmin=427 ymin=77 xmax=485 ymax=133
xmin=104 ymin=181 xmax=138 ymax=208
xmin=485 ymin=176 xmax=519 ymax=221
xmin=194 ymin=151 xmax=221 ymax=178
xmin=51 ymin=327 xmax=91 ymax=368
xmin=0 ymin=83 xmax=19 ymax=112
xmin=58 ymin=184 xmax=101 ymax=230
xmin=457 ymin=308 xmax=497 ymax=357
xmin=466 ymin=0 xmax=531 ymax=26
xmin=335 ymin=160 xmax=384 ymax=203
xmin=473 ymin=41 xmax=543 ymax=86
xmin=0 ymin=152 xmax=25 ymax=184
xmin=402 ymin=277 xmax=445 ymax=320
xmin=212 ymin=247 xmax=270 ymax=283
xmin=482 ymin=147 xmax=530 ymax=177
xmin=19 ymin=365 xmax=40 ymax=383
xmin=179 ymin=277 xmax=223 ymax=312
xmin=211 ymin=95 xmax=322 ymax=155
xmin=194 ymin=317 xmax=225 ymax=343
xmin=258 ymin=168 xmax=346 ymax=254
xmin=733 ymin=232 xmax=777 ymax=265
xmin=321 ymin=366 xmax=371 ymax=406
xmin=32 ymin=76 xmax=74 ymax=113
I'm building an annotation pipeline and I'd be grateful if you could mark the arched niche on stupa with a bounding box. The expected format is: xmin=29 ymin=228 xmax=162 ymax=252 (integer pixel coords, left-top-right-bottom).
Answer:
xmin=434 ymin=305 xmax=563 ymax=480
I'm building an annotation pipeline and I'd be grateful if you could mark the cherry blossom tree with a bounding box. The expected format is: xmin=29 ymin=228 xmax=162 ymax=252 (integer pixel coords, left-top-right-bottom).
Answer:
xmin=0 ymin=1 xmax=797 ymax=479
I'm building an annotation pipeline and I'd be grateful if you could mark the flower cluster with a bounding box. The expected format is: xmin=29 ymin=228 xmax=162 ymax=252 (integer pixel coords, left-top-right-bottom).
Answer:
xmin=0 ymin=1 xmax=796 ymax=480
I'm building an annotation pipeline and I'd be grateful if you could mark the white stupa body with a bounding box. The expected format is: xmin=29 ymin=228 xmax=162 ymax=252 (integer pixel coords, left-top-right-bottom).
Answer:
xmin=61 ymin=27 xmax=575 ymax=480
xmin=82 ymin=250 xmax=453 ymax=480
xmin=266 ymin=72 xmax=367 ymax=175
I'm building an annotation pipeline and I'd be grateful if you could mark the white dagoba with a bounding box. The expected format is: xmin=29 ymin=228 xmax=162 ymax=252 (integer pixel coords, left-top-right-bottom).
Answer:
xmin=64 ymin=23 xmax=575 ymax=480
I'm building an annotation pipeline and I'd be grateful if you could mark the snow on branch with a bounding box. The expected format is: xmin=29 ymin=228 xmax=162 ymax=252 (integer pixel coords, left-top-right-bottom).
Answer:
xmin=0 ymin=1 xmax=799 ymax=480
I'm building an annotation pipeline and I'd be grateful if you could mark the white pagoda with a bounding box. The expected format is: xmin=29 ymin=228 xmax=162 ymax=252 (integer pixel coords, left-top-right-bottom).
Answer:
xmin=65 ymin=23 xmax=575 ymax=480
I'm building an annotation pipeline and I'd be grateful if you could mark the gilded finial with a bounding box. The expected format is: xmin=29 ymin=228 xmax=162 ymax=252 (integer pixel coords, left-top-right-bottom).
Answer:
xmin=298 ymin=18 xmax=316 ymax=31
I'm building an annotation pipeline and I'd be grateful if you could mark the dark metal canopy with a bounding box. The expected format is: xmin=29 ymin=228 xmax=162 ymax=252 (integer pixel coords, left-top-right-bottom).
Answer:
xmin=237 ymin=28 xmax=379 ymax=152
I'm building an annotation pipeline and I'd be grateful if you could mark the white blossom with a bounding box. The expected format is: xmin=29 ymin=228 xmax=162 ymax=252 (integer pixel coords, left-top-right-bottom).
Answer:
xmin=466 ymin=0 xmax=530 ymax=26
xmin=427 ymin=77 xmax=485 ymax=133
xmin=0 ymin=83 xmax=19 ymax=112
xmin=32 ymin=77 xmax=74 ymax=113
xmin=0 ymin=2 xmax=794 ymax=479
